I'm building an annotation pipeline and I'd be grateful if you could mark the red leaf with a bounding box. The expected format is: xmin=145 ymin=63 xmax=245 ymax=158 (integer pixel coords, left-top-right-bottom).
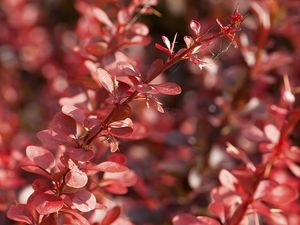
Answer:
xmin=93 ymin=8 xmax=113 ymax=28
xmin=50 ymin=112 xmax=77 ymax=137
xmin=21 ymin=165 xmax=50 ymax=178
xmin=103 ymin=180 xmax=128 ymax=195
xmin=7 ymin=204 xmax=33 ymax=224
xmin=68 ymin=147 xmax=95 ymax=161
xmin=71 ymin=190 xmax=97 ymax=212
xmin=94 ymin=161 xmax=128 ymax=173
xmin=155 ymin=43 xmax=170 ymax=55
xmin=101 ymin=206 xmax=121 ymax=225
xmin=26 ymin=146 xmax=55 ymax=171
xmin=190 ymin=20 xmax=201 ymax=36
xmin=62 ymin=105 xmax=85 ymax=125
xmin=131 ymin=22 xmax=149 ymax=36
xmin=65 ymin=161 xmax=88 ymax=188
xmin=94 ymin=68 xmax=115 ymax=93
xmin=263 ymin=184 xmax=299 ymax=205
xmin=172 ymin=213 xmax=220 ymax=225
xmin=37 ymin=129 xmax=77 ymax=149
xmin=146 ymin=59 xmax=164 ymax=79
xmin=109 ymin=127 xmax=133 ymax=138
xmin=104 ymin=170 xmax=138 ymax=187
xmin=152 ymin=82 xmax=182 ymax=95
xmin=254 ymin=180 xmax=277 ymax=200
xmin=60 ymin=209 xmax=90 ymax=225
xmin=31 ymin=192 xmax=64 ymax=215
xmin=109 ymin=104 xmax=132 ymax=123
xmin=219 ymin=169 xmax=238 ymax=191
xmin=124 ymin=122 xmax=149 ymax=140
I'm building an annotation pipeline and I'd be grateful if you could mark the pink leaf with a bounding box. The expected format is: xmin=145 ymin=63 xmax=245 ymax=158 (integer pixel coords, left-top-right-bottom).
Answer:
xmin=65 ymin=161 xmax=88 ymax=188
xmin=152 ymin=82 xmax=182 ymax=95
xmin=109 ymin=127 xmax=133 ymax=138
xmin=155 ymin=43 xmax=170 ymax=55
xmin=62 ymin=105 xmax=85 ymax=125
xmin=21 ymin=165 xmax=50 ymax=178
xmin=103 ymin=180 xmax=128 ymax=194
xmin=94 ymin=161 xmax=128 ymax=173
xmin=263 ymin=184 xmax=299 ymax=205
xmin=264 ymin=124 xmax=280 ymax=144
xmin=37 ymin=129 xmax=77 ymax=149
xmin=68 ymin=147 xmax=95 ymax=162
xmin=219 ymin=169 xmax=238 ymax=191
xmin=131 ymin=22 xmax=149 ymax=36
xmin=172 ymin=213 xmax=220 ymax=225
xmin=101 ymin=206 xmax=121 ymax=225
xmin=123 ymin=122 xmax=149 ymax=140
xmin=146 ymin=58 xmax=164 ymax=78
xmin=50 ymin=112 xmax=77 ymax=137
xmin=190 ymin=20 xmax=201 ymax=36
xmin=71 ymin=190 xmax=97 ymax=212
xmin=60 ymin=209 xmax=90 ymax=225
xmin=31 ymin=192 xmax=64 ymax=215
xmin=94 ymin=68 xmax=115 ymax=93
xmin=162 ymin=36 xmax=171 ymax=50
xmin=254 ymin=180 xmax=277 ymax=200
xmin=26 ymin=146 xmax=55 ymax=171
xmin=7 ymin=204 xmax=32 ymax=224
xmin=93 ymin=8 xmax=113 ymax=28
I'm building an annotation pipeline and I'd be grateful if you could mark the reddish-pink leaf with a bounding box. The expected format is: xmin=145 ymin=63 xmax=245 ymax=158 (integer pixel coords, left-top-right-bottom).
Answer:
xmin=94 ymin=68 xmax=115 ymax=93
xmin=155 ymin=43 xmax=170 ymax=55
xmin=50 ymin=112 xmax=77 ymax=137
xmin=62 ymin=105 xmax=85 ymax=125
xmin=162 ymin=36 xmax=171 ymax=50
xmin=190 ymin=20 xmax=201 ymax=36
xmin=172 ymin=213 xmax=220 ymax=225
xmin=71 ymin=190 xmax=97 ymax=212
xmin=152 ymin=82 xmax=182 ymax=95
xmin=146 ymin=58 xmax=164 ymax=79
xmin=101 ymin=206 xmax=121 ymax=225
xmin=107 ymin=153 xmax=127 ymax=165
xmin=103 ymin=180 xmax=128 ymax=195
xmin=60 ymin=209 xmax=90 ymax=225
xmin=94 ymin=161 xmax=128 ymax=173
xmin=109 ymin=104 xmax=132 ymax=123
xmin=7 ymin=204 xmax=32 ymax=224
xmin=68 ymin=147 xmax=94 ymax=162
xmin=37 ymin=129 xmax=77 ymax=149
xmin=131 ymin=22 xmax=149 ymax=36
xmin=93 ymin=8 xmax=113 ymax=28
xmin=26 ymin=146 xmax=55 ymax=171
xmin=124 ymin=122 xmax=149 ymax=140
xmin=264 ymin=124 xmax=280 ymax=144
xmin=254 ymin=180 xmax=277 ymax=200
xmin=65 ymin=162 xmax=88 ymax=188
xmin=184 ymin=35 xmax=194 ymax=48
xmin=32 ymin=192 xmax=63 ymax=215
xmin=109 ymin=127 xmax=133 ymax=138
xmin=21 ymin=165 xmax=50 ymax=178
xmin=263 ymin=184 xmax=299 ymax=205
xmin=219 ymin=169 xmax=238 ymax=191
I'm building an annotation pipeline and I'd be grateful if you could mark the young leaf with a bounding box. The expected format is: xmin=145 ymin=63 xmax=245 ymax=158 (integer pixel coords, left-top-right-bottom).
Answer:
xmin=7 ymin=204 xmax=33 ymax=224
xmin=31 ymin=192 xmax=64 ymax=215
xmin=71 ymin=190 xmax=97 ymax=212
xmin=152 ymin=82 xmax=182 ymax=95
xmin=94 ymin=68 xmax=115 ymax=93
xmin=190 ymin=20 xmax=201 ymax=36
xmin=26 ymin=146 xmax=55 ymax=171
xmin=101 ymin=206 xmax=121 ymax=225
xmin=94 ymin=161 xmax=128 ymax=173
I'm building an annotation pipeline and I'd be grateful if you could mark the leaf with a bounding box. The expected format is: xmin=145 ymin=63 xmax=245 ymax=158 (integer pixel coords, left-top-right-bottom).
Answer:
xmin=21 ymin=165 xmax=51 ymax=178
xmin=65 ymin=161 xmax=88 ymax=188
xmin=162 ymin=36 xmax=171 ymax=50
xmin=93 ymin=8 xmax=113 ymax=28
xmin=102 ymin=180 xmax=128 ymax=195
xmin=264 ymin=124 xmax=280 ymax=144
xmin=7 ymin=204 xmax=32 ymax=224
xmin=146 ymin=59 xmax=164 ymax=79
xmin=172 ymin=213 xmax=220 ymax=225
xmin=68 ymin=147 xmax=95 ymax=162
xmin=124 ymin=122 xmax=149 ymax=140
xmin=131 ymin=22 xmax=149 ymax=36
xmin=109 ymin=104 xmax=132 ymax=123
xmin=190 ymin=20 xmax=201 ymax=36
xmin=219 ymin=169 xmax=238 ymax=191
xmin=152 ymin=82 xmax=182 ymax=95
xmin=26 ymin=146 xmax=55 ymax=171
xmin=101 ymin=206 xmax=121 ymax=225
xmin=71 ymin=190 xmax=97 ymax=212
xmin=37 ymin=129 xmax=77 ymax=149
xmin=31 ymin=192 xmax=64 ymax=215
xmin=226 ymin=143 xmax=256 ymax=172
xmin=263 ymin=184 xmax=299 ymax=205
xmin=94 ymin=161 xmax=128 ymax=173
xmin=50 ymin=112 xmax=77 ymax=137
xmin=94 ymin=68 xmax=115 ymax=93
xmin=60 ymin=209 xmax=90 ymax=225
xmin=62 ymin=105 xmax=85 ymax=125
xmin=254 ymin=180 xmax=277 ymax=200
xmin=109 ymin=127 xmax=133 ymax=138
xmin=104 ymin=170 xmax=138 ymax=187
